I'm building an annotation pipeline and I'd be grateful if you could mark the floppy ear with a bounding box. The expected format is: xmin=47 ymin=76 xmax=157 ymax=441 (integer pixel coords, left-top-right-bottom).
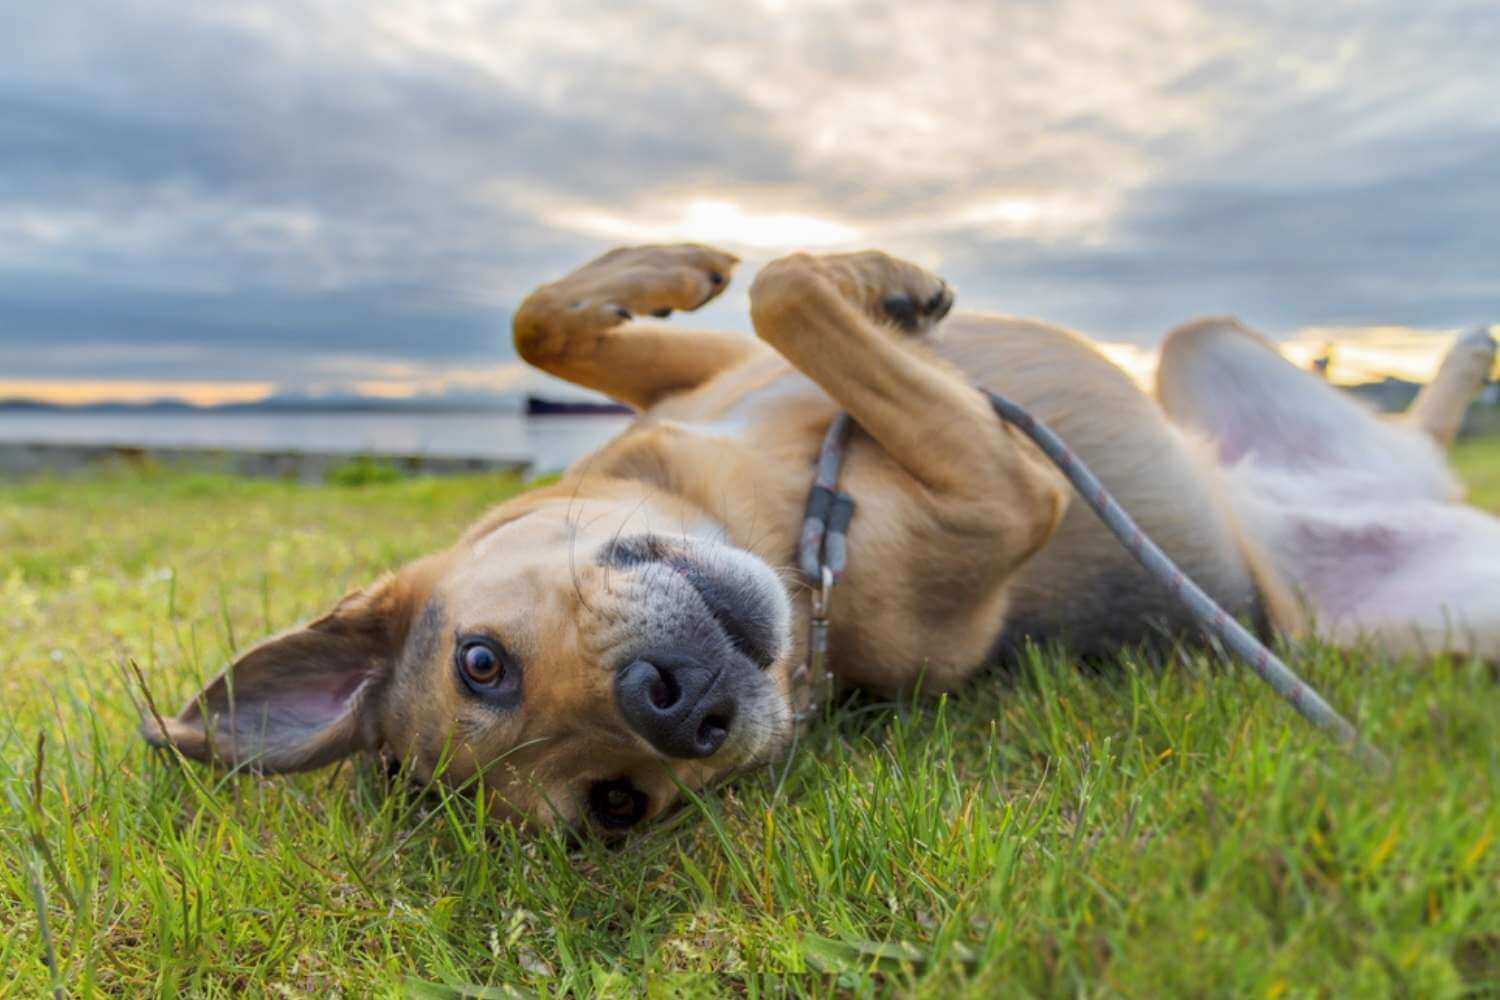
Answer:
xmin=143 ymin=575 xmax=419 ymax=772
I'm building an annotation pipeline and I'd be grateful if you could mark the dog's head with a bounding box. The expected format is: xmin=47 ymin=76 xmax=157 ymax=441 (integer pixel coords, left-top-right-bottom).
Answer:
xmin=145 ymin=484 xmax=797 ymax=834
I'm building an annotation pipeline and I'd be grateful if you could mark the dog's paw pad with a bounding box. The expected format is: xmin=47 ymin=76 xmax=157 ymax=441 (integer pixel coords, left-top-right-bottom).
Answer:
xmin=882 ymin=281 xmax=952 ymax=335
xmin=883 ymin=294 xmax=919 ymax=332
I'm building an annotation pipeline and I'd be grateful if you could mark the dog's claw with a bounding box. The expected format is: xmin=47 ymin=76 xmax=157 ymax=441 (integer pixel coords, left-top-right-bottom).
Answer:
xmin=883 ymin=294 xmax=919 ymax=332
xmin=927 ymin=283 xmax=954 ymax=321
xmin=757 ymin=248 xmax=950 ymax=338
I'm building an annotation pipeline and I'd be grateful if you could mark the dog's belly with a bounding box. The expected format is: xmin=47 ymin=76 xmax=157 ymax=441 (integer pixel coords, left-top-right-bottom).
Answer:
xmin=634 ymin=315 xmax=1261 ymax=674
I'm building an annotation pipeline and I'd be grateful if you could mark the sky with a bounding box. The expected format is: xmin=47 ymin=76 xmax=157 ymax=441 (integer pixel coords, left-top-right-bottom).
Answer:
xmin=3 ymin=0 xmax=1499 ymax=403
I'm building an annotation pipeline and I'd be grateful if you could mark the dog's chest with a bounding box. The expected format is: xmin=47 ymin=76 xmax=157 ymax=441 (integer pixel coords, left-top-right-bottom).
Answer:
xmin=597 ymin=365 xmax=842 ymax=560
xmin=627 ymin=365 xmax=971 ymax=687
xmin=651 ymin=365 xmax=826 ymax=445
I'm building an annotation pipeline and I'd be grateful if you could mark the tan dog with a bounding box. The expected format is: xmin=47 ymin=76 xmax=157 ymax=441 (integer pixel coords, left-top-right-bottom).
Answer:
xmin=146 ymin=245 xmax=1500 ymax=833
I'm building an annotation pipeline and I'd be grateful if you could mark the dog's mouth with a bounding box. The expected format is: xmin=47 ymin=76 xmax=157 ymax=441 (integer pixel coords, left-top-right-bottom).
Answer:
xmin=586 ymin=776 xmax=651 ymax=831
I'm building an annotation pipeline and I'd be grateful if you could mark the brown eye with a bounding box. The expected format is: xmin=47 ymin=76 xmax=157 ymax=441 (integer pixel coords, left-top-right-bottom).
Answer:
xmin=453 ymin=635 xmax=521 ymax=709
xmin=460 ymin=641 xmax=503 ymax=684
xmin=588 ymin=778 xmax=650 ymax=830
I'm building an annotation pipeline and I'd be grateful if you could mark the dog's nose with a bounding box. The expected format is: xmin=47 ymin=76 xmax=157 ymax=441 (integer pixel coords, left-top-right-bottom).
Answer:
xmin=615 ymin=656 xmax=737 ymax=759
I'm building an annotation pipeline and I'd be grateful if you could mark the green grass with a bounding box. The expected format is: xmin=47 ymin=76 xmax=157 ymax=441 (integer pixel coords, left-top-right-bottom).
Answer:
xmin=2 ymin=444 xmax=1498 ymax=996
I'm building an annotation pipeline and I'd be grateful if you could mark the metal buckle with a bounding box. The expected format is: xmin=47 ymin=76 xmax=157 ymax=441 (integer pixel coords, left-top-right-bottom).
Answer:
xmin=793 ymin=566 xmax=835 ymax=724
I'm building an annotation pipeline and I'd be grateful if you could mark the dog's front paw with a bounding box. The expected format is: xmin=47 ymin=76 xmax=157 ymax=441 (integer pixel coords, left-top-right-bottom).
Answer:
xmin=828 ymin=251 xmax=955 ymax=336
xmin=755 ymin=250 xmax=954 ymax=337
xmin=536 ymin=243 xmax=741 ymax=329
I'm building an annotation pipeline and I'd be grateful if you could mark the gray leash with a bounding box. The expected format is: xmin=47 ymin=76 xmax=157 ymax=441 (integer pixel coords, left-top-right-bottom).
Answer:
xmin=797 ymin=393 xmax=1389 ymax=772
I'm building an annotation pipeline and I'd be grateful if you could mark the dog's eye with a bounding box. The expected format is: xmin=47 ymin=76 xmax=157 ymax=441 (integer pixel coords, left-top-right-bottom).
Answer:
xmin=454 ymin=636 xmax=519 ymax=704
xmin=588 ymin=778 xmax=650 ymax=830
xmin=460 ymin=641 xmax=503 ymax=684
xmin=453 ymin=635 xmax=522 ymax=708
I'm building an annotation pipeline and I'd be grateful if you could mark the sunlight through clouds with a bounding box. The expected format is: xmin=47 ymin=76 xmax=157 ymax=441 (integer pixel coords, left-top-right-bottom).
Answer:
xmin=3 ymin=0 xmax=1499 ymax=400
xmin=546 ymin=198 xmax=861 ymax=251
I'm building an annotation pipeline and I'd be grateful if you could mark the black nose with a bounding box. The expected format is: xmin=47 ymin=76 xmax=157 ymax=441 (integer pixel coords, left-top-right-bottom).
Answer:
xmin=615 ymin=656 xmax=737 ymax=759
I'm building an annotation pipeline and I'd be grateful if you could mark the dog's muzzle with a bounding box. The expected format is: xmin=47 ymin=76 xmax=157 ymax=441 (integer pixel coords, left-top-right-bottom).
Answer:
xmin=599 ymin=532 xmax=792 ymax=761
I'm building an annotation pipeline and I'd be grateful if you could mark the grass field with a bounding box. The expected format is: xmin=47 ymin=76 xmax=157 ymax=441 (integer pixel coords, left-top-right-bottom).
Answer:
xmin=2 ymin=440 xmax=1498 ymax=996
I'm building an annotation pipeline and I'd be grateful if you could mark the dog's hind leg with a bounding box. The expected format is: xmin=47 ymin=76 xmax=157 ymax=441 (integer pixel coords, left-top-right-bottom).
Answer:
xmin=1157 ymin=317 xmax=1500 ymax=660
xmin=1403 ymin=327 xmax=1496 ymax=449
xmin=514 ymin=243 xmax=766 ymax=409
xmin=1156 ymin=317 xmax=1460 ymax=501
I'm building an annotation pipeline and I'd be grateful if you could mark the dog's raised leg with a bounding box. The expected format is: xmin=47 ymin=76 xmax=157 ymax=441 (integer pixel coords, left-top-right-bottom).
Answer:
xmin=514 ymin=243 xmax=764 ymax=409
xmin=751 ymin=252 xmax=1066 ymax=511
xmin=749 ymin=253 xmax=1069 ymax=690
xmin=1404 ymin=327 xmax=1496 ymax=448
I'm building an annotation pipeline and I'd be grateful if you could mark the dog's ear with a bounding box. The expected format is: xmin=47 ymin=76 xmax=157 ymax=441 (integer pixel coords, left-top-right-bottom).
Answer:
xmin=143 ymin=569 xmax=427 ymax=772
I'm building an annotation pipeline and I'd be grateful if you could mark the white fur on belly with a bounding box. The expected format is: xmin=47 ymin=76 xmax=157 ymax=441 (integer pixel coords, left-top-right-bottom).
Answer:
xmin=1227 ymin=459 xmax=1500 ymax=659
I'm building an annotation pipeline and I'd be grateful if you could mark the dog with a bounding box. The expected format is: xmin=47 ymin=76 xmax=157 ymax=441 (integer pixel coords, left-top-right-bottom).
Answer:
xmin=145 ymin=244 xmax=1500 ymax=833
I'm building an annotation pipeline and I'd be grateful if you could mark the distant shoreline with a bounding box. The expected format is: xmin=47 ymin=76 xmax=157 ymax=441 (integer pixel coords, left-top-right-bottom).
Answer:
xmin=0 ymin=409 xmax=630 ymax=478
xmin=0 ymin=392 xmax=632 ymax=416
xmin=0 ymin=398 xmax=522 ymax=416
xmin=0 ymin=441 xmax=531 ymax=481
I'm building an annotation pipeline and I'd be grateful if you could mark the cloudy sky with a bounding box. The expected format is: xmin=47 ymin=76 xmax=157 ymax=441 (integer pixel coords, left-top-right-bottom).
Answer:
xmin=3 ymin=0 xmax=1498 ymax=402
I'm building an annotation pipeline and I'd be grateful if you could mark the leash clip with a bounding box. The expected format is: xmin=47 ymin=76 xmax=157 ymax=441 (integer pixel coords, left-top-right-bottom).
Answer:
xmin=808 ymin=564 xmax=833 ymax=686
xmin=794 ymin=566 xmax=836 ymax=725
xmin=793 ymin=415 xmax=856 ymax=726
xmin=812 ymin=564 xmax=833 ymax=621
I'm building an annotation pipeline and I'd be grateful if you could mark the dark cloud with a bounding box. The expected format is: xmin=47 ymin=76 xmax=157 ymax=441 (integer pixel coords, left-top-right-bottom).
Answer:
xmin=2 ymin=0 xmax=1499 ymax=388
xmin=0 ymin=279 xmax=502 ymax=360
xmin=939 ymin=137 xmax=1500 ymax=339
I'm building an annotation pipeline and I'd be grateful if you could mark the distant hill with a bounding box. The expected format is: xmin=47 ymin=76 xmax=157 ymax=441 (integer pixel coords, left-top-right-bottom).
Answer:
xmin=0 ymin=392 xmax=526 ymax=415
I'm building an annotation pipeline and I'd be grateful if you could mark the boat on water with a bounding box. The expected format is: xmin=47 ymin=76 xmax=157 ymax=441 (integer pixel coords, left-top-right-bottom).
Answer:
xmin=524 ymin=395 xmax=632 ymax=416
